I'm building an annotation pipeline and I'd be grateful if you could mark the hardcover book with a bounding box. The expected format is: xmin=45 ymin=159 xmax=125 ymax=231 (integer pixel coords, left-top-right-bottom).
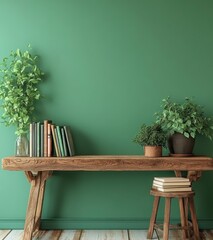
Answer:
xmin=153 ymin=183 xmax=191 ymax=189
xmin=51 ymin=124 xmax=60 ymax=157
xmin=154 ymin=177 xmax=190 ymax=183
xmin=43 ymin=120 xmax=49 ymax=157
xmin=153 ymin=180 xmax=191 ymax=187
xmin=61 ymin=127 xmax=68 ymax=157
xmin=64 ymin=126 xmax=75 ymax=156
xmin=56 ymin=126 xmax=65 ymax=157
xmin=40 ymin=124 xmax=44 ymax=157
xmin=29 ymin=123 xmax=35 ymax=157
xmin=36 ymin=122 xmax=41 ymax=157
xmin=152 ymin=186 xmax=192 ymax=192
xmin=47 ymin=123 xmax=52 ymax=157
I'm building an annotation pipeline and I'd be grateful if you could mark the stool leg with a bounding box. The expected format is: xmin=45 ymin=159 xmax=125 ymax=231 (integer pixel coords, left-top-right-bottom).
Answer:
xmin=184 ymin=197 xmax=189 ymax=223
xmin=147 ymin=196 xmax=160 ymax=239
xmin=189 ymin=196 xmax=200 ymax=240
xmin=184 ymin=198 xmax=190 ymax=237
xmin=163 ymin=197 xmax=171 ymax=240
xmin=179 ymin=198 xmax=188 ymax=239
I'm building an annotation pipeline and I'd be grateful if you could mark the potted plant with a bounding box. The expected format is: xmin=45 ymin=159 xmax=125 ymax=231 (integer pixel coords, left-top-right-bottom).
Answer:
xmin=156 ymin=97 xmax=213 ymax=155
xmin=0 ymin=46 xmax=44 ymax=156
xmin=133 ymin=123 xmax=167 ymax=157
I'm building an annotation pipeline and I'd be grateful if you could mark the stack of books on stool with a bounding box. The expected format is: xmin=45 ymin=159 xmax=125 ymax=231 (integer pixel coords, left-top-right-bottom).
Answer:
xmin=152 ymin=177 xmax=191 ymax=192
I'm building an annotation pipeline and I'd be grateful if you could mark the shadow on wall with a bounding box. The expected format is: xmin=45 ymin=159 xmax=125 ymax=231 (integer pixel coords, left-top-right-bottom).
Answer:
xmin=44 ymin=171 xmax=80 ymax=218
xmin=194 ymin=135 xmax=213 ymax=156
xmin=68 ymin=127 xmax=98 ymax=155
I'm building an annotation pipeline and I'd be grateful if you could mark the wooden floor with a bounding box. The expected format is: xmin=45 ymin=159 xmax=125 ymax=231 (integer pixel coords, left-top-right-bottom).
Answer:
xmin=0 ymin=229 xmax=213 ymax=240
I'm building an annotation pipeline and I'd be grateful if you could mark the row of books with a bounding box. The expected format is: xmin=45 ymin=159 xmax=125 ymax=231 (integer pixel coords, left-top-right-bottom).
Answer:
xmin=152 ymin=177 xmax=192 ymax=192
xmin=29 ymin=120 xmax=75 ymax=157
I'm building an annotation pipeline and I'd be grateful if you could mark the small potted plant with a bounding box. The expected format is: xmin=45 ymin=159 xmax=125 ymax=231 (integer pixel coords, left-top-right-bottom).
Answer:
xmin=0 ymin=46 xmax=44 ymax=156
xmin=133 ymin=123 xmax=167 ymax=157
xmin=156 ymin=97 xmax=213 ymax=155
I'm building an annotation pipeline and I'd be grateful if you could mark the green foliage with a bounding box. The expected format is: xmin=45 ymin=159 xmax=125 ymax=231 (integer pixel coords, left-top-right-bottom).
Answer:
xmin=133 ymin=123 xmax=167 ymax=147
xmin=0 ymin=46 xmax=44 ymax=135
xmin=156 ymin=97 xmax=213 ymax=140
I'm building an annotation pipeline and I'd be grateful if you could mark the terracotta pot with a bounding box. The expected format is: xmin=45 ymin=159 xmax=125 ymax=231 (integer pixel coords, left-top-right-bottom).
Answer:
xmin=168 ymin=133 xmax=195 ymax=155
xmin=144 ymin=146 xmax=162 ymax=157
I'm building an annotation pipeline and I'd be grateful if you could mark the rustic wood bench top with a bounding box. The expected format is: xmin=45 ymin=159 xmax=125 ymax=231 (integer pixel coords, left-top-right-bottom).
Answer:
xmin=2 ymin=155 xmax=213 ymax=171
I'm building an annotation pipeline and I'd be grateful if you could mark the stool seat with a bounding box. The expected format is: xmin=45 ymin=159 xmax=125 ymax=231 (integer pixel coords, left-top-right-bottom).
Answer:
xmin=150 ymin=189 xmax=195 ymax=198
xmin=147 ymin=189 xmax=200 ymax=240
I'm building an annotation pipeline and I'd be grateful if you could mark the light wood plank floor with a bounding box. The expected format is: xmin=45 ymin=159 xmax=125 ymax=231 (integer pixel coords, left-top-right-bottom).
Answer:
xmin=0 ymin=229 xmax=213 ymax=240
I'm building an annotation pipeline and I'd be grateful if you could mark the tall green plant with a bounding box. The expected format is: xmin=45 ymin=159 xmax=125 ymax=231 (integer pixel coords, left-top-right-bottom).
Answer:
xmin=0 ymin=46 xmax=44 ymax=135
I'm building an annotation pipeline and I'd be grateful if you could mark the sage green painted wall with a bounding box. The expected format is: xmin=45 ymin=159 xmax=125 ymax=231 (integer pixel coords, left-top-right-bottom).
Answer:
xmin=0 ymin=0 xmax=213 ymax=229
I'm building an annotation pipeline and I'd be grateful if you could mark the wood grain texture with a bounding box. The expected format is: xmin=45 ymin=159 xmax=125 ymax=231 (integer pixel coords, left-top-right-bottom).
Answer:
xmin=150 ymin=189 xmax=195 ymax=198
xmin=147 ymin=196 xmax=160 ymax=239
xmin=1 ymin=230 xmax=213 ymax=240
xmin=200 ymin=230 xmax=213 ymax=240
xmin=155 ymin=229 xmax=185 ymax=240
xmin=0 ymin=230 xmax=11 ymax=239
xmin=163 ymin=197 xmax=171 ymax=240
xmin=189 ymin=197 xmax=200 ymax=240
xmin=23 ymin=173 xmax=42 ymax=240
xmin=80 ymin=230 xmax=128 ymax=240
xmin=178 ymin=198 xmax=188 ymax=239
xmin=25 ymin=171 xmax=35 ymax=182
xmin=2 ymin=155 xmax=213 ymax=171
xmin=129 ymin=230 xmax=158 ymax=240
xmin=58 ymin=230 xmax=82 ymax=240
xmin=3 ymin=230 xmax=23 ymax=240
xmin=34 ymin=171 xmax=50 ymax=232
xmin=149 ymin=189 xmax=200 ymax=239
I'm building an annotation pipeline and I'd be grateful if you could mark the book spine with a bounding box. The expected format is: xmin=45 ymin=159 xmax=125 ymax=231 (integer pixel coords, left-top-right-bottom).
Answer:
xmin=64 ymin=126 xmax=75 ymax=156
xmin=43 ymin=120 xmax=49 ymax=157
xmin=56 ymin=126 xmax=64 ymax=157
xmin=36 ymin=122 xmax=41 ymax=157
xmin=153 ymin=183 xmax=191 ymax=189
xmin=34 ymin=122 xmax=37 ymax=157
xmin=40 ymin=124 xmax=44 ymax=157
xmin=47 ymin=123 xmax=52 ymax=157
xmin=154 ymin=177 xmax=190 ymax=183
xmin=29 ymin=123 xmax=34 ymax=157
xmin=153 ymin=180 xmax=190 ymax=186
xmin=153 ymin=186 xmax=192 ymax=192
xmin=51 ymin=124 xmax=60 ymax=157
xmin=61 ymin=128 xmax=68 ymax=157
xmin=54 ymin=127 xmax=62 ymax=156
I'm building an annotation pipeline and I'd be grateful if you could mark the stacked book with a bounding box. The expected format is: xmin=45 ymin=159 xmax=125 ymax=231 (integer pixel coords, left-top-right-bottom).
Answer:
xmin=152 ymin=177 xmax=192 ymax=192
xmin=29 ymin=120 xmax=75 ymax=157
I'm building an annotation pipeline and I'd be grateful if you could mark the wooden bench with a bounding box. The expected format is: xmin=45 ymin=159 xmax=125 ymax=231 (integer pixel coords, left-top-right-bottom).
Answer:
xmin=2 ymin=155 xmax=213 ymax=240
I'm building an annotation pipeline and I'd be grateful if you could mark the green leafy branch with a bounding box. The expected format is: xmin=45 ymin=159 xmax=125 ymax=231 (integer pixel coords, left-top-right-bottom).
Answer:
xmin=0 ymin=46 xmax=44 ymax=135
xmin=155 ymin=97 xmax=213 ymax=139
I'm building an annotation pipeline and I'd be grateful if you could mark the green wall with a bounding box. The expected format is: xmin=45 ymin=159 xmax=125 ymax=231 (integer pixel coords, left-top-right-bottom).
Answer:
xmin=0 ymin=0 xmax=213 ymax=229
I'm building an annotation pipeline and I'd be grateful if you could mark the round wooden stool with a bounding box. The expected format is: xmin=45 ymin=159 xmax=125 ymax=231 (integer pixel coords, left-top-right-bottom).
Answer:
xmin=147 ymin=189 xmax=200 ymax=240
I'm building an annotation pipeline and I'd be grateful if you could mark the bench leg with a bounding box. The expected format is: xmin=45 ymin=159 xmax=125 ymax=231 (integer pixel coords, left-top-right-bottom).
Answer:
xmin=34 ymin=171 xmax=51 ymax=232
xmin=23 ymin=171 xmax=50 ymax=240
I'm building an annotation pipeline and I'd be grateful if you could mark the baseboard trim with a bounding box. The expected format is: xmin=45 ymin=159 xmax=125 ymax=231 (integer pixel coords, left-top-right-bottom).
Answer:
xmin=0 ymin=218 xmax=213 ymax=230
